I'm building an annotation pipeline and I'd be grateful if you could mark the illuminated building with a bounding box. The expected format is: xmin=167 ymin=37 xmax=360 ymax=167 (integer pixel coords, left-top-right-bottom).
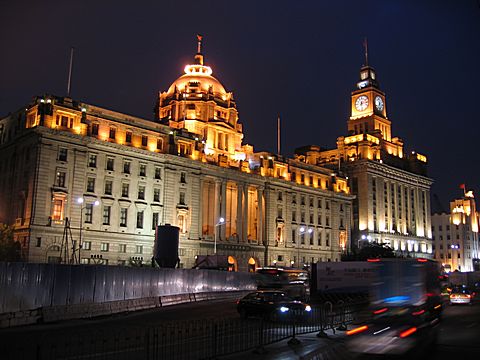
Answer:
xmin=294 ymin=62 xmax=433 ymax=257
xmin=431 ymin=190 xmax=480 ymax=272
xmin=0 ymin=37 xmax=353 ymax=270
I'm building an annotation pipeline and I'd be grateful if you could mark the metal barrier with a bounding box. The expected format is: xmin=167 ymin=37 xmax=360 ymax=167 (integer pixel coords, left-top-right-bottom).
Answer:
xmin=0 ymin=299 xmax=368 ymax=360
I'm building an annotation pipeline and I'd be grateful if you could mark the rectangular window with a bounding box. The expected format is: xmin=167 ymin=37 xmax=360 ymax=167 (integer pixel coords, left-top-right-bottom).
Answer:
xmin=326 ymin=216 xmax=330 ymax=227
xmin=55 ymin=171 xmax=66 ymax=187
xmin=309 ymin=232 xmax=314 ymax=245
xmin=121 ymin=183 xmax=129 ymax=197
xmin=106 ymin=158 xmax=114 ymax=171
xmin=58 ymin=148 xmax=68 ymax=162
xmin=152 ymin=212 xmax=159 ymax=230
xmin=36 ymin=237 xmax=42 ymax=247
xmin=141 ymin=135 xmax=148 ymax=147
xmin=52 ymin=199 xmax=64 ymax=220
xmin=88 ymin=154 xmax=97 ymax=168
xmin=157 ymin=138 xmax=163 ymax=150
xmin=278 ymin=192 xmax=283 ymax=201
xmin=104 ymin=180 xmax=113 ymax=195
xmin=86 ymin=177 xmax=95 ymax=192
xmin=154 ymin=167 xmax=161 ymax=179
xmin=138 ymin=186 xmax=145 ymax=200
xmin=103 ymin=206 xmax=111 ymax=225
xmin=61 ymin=115 xmax=68 ymax=127
xmin=100 ymin=243 xmax=109 ymax=252
xmin=84 ymin=204 xmax=93 ymax=223
xmin=92 ymin=123 xmax=99 ymax=136
xmin=292 ymin=211 xmax=296 ymax=222
xmin=317 ymin=231 xmax=322 ymax=246
xmin=120 ymin=208 xmax=128 ymax=227
xmin=126 ymin=131 xmax=132 ymax=143
xmin=179 ymin=192 xmax=186 ymax=205
xmin=83 ymin=241 xmax=91 ymax=250
xmin=136 ymin=245 xmax=143 ymax=254
xmin=292 ymin=229 xmax=296 ymax=244
xmin=123 ymin=161 xmax=130 ymax=174
xmin=109 ymin=127 xmax=116 ymax=140
xmin=326 ymin=233 xmax=330 ymax=247
xmin=153 ymin=188 xmax=160 ymax=202
xmin=180 ymin=172 xmax=186 ymax=183
xmin=119 ymin=244 xmax=127 ymax=253
xmin=139 ymin=164 xmax=146 ymax=177
xmin=136 ymin=211 xmax=144 ymax=228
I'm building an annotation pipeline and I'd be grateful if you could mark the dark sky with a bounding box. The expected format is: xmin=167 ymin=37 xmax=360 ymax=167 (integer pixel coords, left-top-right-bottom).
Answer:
xmin=1 ymin=0 xmax=479 ymax=209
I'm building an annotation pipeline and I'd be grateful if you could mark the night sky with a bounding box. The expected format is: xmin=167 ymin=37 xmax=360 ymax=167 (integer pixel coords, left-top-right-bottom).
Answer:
xmin=1 ymin=0 xmax=479 ymax=210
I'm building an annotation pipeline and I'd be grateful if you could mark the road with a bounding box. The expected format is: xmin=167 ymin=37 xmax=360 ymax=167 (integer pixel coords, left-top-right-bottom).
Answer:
xmin=433 ymin=301 xmax=480 ymax=358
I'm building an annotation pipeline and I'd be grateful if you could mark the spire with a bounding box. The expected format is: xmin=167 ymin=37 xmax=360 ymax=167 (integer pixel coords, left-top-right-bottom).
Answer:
xmin=195 ymin=34 xmax=204 ymax=65
xmin=363 ymin=37 xmax=369 ymax=66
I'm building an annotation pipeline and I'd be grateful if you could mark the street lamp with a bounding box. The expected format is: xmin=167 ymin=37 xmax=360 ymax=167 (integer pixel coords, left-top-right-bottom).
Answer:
xmin=214 ymin=217 xmax=225 ymax=254
xmin=77 ymin=197 xmax=99 ymax=264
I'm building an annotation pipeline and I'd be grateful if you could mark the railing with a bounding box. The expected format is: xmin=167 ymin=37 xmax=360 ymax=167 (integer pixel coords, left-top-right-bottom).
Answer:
xmin=1 ymin=300 xmax=367 ymax=360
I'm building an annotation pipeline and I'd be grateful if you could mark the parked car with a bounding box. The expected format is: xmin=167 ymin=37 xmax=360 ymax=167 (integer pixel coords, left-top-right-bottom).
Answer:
xmin=236 ymin=290 xmax=312 ymax=321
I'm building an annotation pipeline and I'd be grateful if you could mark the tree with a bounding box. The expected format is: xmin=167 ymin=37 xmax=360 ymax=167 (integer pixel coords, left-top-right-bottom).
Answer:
xmin=342 ymin=242 xmax=397 ymax=261
xmin=0 ymin=224 xmax=21 ymax=262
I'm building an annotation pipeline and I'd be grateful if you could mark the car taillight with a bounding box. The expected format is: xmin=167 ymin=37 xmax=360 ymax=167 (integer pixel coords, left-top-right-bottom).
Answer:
xmin=466 ymin=294 xmax=471 ymax=299
xmin=373 ymin=307 xmax=388 ymax=315
xmin=399 ymin=327 xmax=417 ymax=338
xmin=346 ymin=325 xmax=368 ymax=336
xmin=412 ymin=309 xmax=425 ymax=316
xmin=236 ymin=300 xmax=240 ymax=304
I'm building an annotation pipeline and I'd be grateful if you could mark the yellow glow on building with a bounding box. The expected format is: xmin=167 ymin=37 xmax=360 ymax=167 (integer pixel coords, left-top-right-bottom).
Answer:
xmin=416 ymin=153 xmax=427 ymax=162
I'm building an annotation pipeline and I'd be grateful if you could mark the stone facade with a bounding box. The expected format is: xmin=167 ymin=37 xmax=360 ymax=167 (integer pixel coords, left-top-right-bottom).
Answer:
xmin=294 ymin=64 xmax=433 ymax=258
xmin=0 ymin=40 xmax=354 ymax=271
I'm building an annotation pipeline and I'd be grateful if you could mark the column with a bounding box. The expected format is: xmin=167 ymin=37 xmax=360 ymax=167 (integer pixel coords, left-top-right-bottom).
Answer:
xmin=214 ymin=179 xmax=221 ymax=242
xmin=236 ymin=183 xmax=243 ymax=243
xmin=257 ymin=187 xmax=264 ymax=245
xmin=242 ymin=184 xmax=249 ymax=243
xmin=220 ymin=180 xmax=227 ymax=240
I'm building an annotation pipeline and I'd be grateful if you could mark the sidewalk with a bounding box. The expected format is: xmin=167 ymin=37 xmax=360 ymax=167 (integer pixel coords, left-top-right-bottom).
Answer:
xmin=219 ymin=328 xmax=351 ymax=360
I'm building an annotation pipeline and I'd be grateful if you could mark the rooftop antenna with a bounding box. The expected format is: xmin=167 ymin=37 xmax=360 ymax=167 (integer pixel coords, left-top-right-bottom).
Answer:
xmin=363 ymin=37 xmax=369 ymax=66
xmin=67 ymin=47 xmax=74 ymax=97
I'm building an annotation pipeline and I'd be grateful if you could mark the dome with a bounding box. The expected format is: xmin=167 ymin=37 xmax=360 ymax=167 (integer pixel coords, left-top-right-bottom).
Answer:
xmin=166 ymin=62 xmax=228 ymax=99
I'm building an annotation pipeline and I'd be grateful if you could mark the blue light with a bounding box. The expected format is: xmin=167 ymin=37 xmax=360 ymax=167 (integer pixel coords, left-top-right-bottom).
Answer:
xmin=383 ymin=296 xmax=410 ymax=303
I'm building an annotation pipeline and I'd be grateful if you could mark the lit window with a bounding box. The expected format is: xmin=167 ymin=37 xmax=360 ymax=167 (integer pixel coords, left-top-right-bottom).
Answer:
xmin=83 ymin=241 xmax=91 ymax=250
xmin=153 ymin=188 xmax=160 ymax=202
xmin=121 ymin=183 xmax=129 ymax=197
xmin=136 ymin=245 xmax=143 ymax=254
xmin=104 ymin=180 xmax=113 ymax=195
xmin=136 ymin=211 xmax=144 ymax=228
xmin=106 ymin=158 xmax=114 ymax=171
xmin=100 ymin=243 xmax=109 ymax=252
xmin=154 ymin=167 xmax=161 ymax=180
xmin=123 ymin=161 xmax=130 ymax=174
xmin=86 ymin=178 xmax=95 ymax=192
xmin=139 ymin=164 xmax=146 ymax=177
xmin=138 ymin=186 xmax=145 ymax=200
xmin=119 ymin=244 xmax=126 ymax=253
xmin=120 ymin=208 xmax=128 ymax=227
xmin=55 ymin=171 xmax=66 ymax=188
xmin=52 ymin=198 xmax=64 ymax=220
xmin=103 ymin=206 xmax=111 ymax=225
xmin=152 ymin=212 xmax=159 ymax=230
xmin=84 ymin=204 xmax=93 ymax=224
xmin=88 ymin=154 xmax=97 ymax=168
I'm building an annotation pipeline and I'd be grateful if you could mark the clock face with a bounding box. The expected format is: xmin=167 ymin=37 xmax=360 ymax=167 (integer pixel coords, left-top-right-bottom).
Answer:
xmin=355 ymin=95 xmax=369 ymax=111
xmin=375 ymin=96 xmax=384 ymax=111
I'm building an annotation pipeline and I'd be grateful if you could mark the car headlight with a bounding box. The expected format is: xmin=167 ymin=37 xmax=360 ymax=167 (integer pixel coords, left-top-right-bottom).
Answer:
xmin=280 ymin=306 xmax=289 ymax=313
xmin=305 ymin=305 xmax=312 ymax=312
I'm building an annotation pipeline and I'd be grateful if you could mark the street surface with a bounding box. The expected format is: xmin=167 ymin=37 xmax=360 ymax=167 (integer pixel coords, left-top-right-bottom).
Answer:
xmin=0 ymin=297 xmax=479 ymax=359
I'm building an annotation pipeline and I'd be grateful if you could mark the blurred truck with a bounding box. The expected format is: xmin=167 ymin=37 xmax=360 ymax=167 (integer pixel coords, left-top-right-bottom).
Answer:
xmin=346 ymin=258 xmax=443 ymax=355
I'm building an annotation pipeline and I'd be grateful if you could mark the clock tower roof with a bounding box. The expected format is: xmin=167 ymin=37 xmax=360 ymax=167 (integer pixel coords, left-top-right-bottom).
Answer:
xmin=356 ymin=65 xmax=380 ymax=91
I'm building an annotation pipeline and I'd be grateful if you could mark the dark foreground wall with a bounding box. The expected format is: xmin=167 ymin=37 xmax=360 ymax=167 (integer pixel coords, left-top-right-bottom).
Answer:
xmin=0 ymin=262 xmax=256 ymax=327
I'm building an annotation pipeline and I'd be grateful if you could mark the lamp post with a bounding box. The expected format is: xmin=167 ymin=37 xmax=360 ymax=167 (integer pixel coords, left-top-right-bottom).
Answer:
xmin=214 ymin=217 xmax=225 ymax=254
xmin=77 ymin=197 xmax=99 ymax=264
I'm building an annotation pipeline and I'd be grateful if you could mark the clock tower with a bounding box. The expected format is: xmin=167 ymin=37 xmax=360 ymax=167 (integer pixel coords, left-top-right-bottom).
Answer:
xmin=349 ymin=65 xmax=391 ymax=142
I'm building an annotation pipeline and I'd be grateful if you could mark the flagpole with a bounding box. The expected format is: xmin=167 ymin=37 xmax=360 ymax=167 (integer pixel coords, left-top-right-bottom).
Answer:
xmin=277 ymin=115 xmax=281 ymax=155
